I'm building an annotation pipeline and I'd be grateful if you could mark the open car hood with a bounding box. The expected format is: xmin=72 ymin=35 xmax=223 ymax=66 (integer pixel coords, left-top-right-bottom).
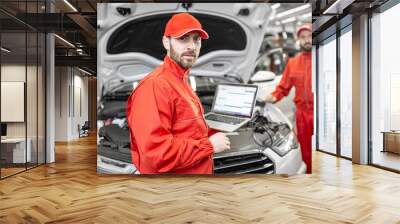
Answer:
xmin=98 ymin=3 xmax=273 ymax=96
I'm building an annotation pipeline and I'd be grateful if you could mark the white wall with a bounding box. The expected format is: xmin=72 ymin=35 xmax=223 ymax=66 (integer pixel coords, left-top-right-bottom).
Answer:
xmin=54 ymin=66 xmax=69 ymax=141
xmin=1 ymin=63 xmax=46 ymax=164
xmin=71 ymin=72 xmax=89 ymax=138
xmin=1 ymin=65 xmax=40 ymax=137
xmin=54 ymin=67 xmax=89 ymax=141
xmin=1 ymin=65 xmax=26 ymax=140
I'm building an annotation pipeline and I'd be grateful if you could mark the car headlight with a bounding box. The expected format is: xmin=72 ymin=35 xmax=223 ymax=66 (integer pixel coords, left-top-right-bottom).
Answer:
xmin=270 ymin=132 xmax=298 ymax=157
xmin=290 ymin=133 xmax=299 ymax=149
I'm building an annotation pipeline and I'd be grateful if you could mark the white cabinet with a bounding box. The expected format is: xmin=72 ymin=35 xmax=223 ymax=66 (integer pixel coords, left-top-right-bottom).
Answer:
xmin=1 ymin=138 xmax=32 ymax=163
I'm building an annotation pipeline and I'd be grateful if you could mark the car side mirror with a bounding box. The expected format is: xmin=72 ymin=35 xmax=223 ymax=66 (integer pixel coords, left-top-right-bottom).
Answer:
xmin=250 ymin=71 xmax=276 ymax=82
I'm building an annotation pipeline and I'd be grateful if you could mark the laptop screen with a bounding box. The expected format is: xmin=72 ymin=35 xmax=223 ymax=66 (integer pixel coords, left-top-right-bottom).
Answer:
xmin=212 ymin=84 xmax=258 ymax=117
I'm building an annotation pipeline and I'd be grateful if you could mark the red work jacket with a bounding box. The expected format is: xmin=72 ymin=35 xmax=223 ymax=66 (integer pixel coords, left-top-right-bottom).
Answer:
xmin=272 ymin=51 xmax=313 ymax=112
xmin=126 ymin=56 xmax=214 ymax=174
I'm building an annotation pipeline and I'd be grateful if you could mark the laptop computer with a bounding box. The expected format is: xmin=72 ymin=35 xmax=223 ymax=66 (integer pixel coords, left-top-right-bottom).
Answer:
xmin=204 ymin=84 xmax=258 ymax=132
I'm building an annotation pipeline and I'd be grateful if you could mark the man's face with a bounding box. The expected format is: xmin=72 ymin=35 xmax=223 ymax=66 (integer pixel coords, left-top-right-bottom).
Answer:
xmin=164 ymin=32 xmax=201 ymax=68
xmin=298 ymin=30 xmax=312 ymax=52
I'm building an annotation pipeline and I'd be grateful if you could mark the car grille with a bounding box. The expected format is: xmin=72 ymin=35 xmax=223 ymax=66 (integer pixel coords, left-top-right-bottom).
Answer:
xmin=97 ymin=144 xmax=132 ymax=163
xmin=213 ymin=150 xmax=274 ymax=174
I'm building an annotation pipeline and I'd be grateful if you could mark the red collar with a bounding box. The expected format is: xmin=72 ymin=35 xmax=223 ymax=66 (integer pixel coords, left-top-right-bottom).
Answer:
xmin=301 ymin=51 xmax=312 ymax=58
xmin=163 ymin=56 xmax=190 ymax=80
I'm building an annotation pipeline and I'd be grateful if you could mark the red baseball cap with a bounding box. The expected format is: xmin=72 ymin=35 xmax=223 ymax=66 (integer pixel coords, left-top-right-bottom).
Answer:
xmin=164 ymin=13 xmax=209 ymax=39
xmin=296 ymin=23 xmax=312 ymax=37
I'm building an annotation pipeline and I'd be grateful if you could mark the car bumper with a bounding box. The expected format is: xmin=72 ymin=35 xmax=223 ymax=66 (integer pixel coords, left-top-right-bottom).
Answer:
xmin=263 ymin=146 xmax=306 ymax=175
xmin=97 ymin=155 xmax=137 ymax=174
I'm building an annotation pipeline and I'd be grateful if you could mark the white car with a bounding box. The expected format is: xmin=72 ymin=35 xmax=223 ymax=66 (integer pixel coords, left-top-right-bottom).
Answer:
xmin=97 ymin=3 xmax=305 ymax=175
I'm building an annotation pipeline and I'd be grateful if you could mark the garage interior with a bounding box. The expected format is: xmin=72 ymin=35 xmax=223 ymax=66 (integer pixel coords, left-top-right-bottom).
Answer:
xmin=0 ymin=0 xmax=400 ymax=223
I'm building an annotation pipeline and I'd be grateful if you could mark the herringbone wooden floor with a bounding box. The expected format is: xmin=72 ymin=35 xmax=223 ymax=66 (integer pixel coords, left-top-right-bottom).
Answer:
xmin=0 ymin=135 xmax=400 ymax=224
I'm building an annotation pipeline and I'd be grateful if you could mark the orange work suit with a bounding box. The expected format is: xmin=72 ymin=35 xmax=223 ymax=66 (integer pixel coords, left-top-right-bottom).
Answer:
xmin=272 ymin=51 xmax=313 ymax=173
xmin=126 ymin=56 xmax=214 ymax=174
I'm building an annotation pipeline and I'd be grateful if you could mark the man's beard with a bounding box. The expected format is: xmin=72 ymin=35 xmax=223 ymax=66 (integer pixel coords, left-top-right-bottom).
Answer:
xmin=169 ymin=43 xmax=198 ymax=68
xmin=300 ymin=42 xmax=312 ymax=52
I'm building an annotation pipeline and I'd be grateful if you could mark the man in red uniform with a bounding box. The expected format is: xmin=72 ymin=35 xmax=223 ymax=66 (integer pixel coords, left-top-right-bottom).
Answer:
xmin=265 ymin=24 xmax=313 ymax=173
xmin=126 ymin=13 xmax=230 ymax=174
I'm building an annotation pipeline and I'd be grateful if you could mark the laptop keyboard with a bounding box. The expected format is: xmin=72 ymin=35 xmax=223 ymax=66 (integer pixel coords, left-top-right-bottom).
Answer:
xmin=205 ymin=114 xmax=245 ymax=125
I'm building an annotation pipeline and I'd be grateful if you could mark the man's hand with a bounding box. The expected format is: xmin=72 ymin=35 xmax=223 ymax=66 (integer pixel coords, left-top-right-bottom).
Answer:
xmin=209 ymin=132 xmax=230 ymax=153
xmin=265 ymin=94 xmax=277 ymax=104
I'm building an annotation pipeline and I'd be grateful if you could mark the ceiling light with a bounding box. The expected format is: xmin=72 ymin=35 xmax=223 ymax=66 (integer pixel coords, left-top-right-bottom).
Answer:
xmin=78 ymin=67 xmax=92 ymax=76
xmin=63 ymin=0 xmax=78 ymax=12
xmin=300 ymin=12 xmax=312 ymax=19
xmin=271 ymin=3 xmax=281 ymax=10
xmin=275 ymin=4 xmax=310 ymax=19
xmin=54 ymin=34 xmax=75 ymax=48
xmin=1 ymin=47 xmax=11 ymax=53
xmin=282 ymin=32 xmax=288 ymax=40
xmin=281 ymin=17 xmax=296 ymax=24
xmin=323 ymin=0 xmax=354 ymax=15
